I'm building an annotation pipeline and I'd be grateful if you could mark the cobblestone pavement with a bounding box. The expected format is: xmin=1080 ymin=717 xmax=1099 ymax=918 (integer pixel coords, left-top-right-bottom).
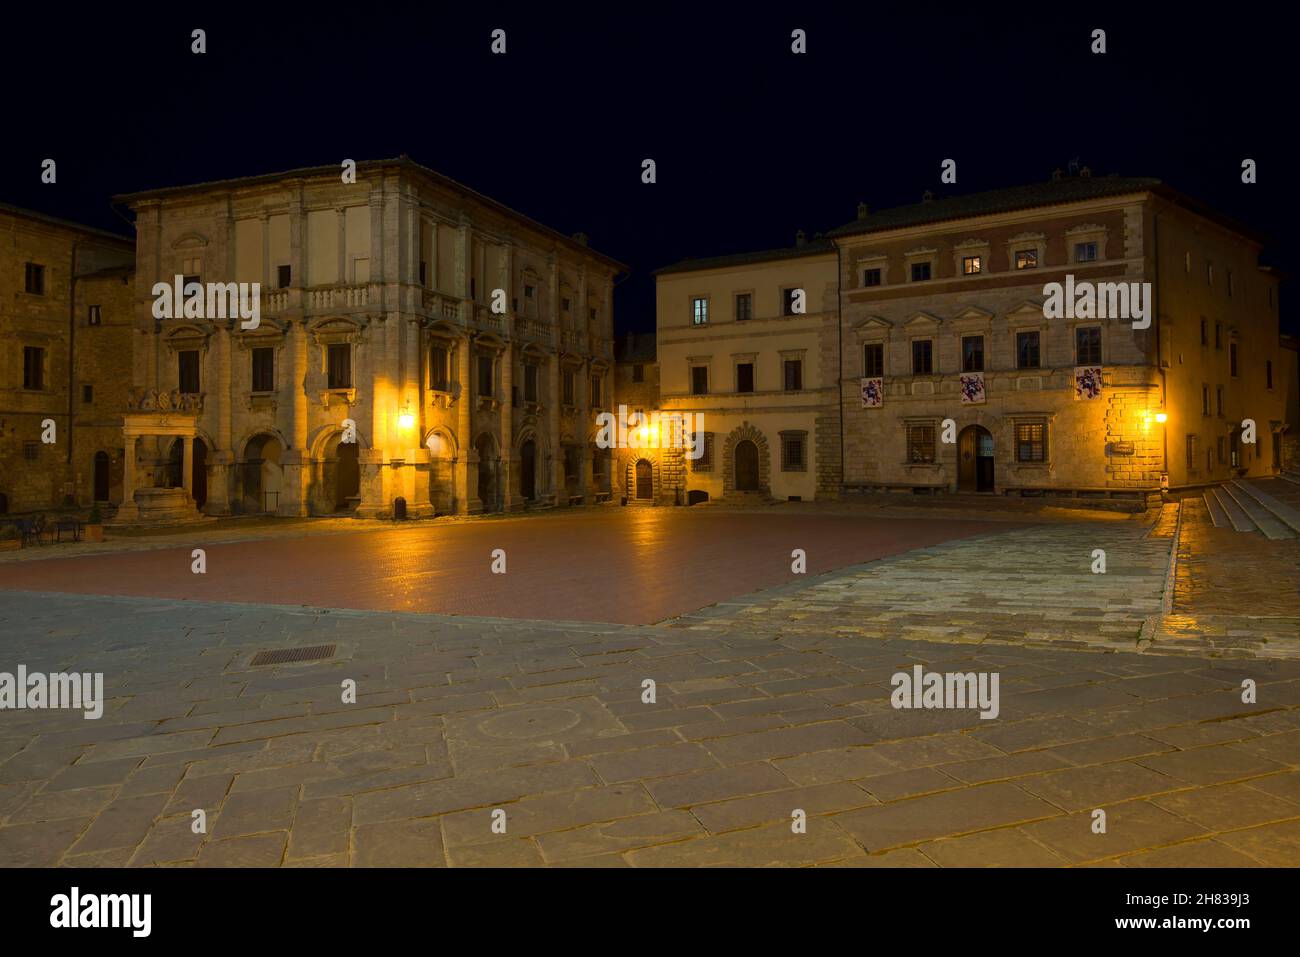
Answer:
xmin=1161 ymin=496 xmax=1300 ymax=656
xmin=2 ymin=583 xmax=1300 ymax=867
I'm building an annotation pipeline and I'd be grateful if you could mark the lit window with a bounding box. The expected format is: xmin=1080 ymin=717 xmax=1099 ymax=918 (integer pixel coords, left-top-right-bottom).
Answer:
xmin=692 ymin=297 xmax=708 ymax=325
xmin=1016 ymin=423 xmax=1047 ymax=462
xmin=1014 ymin=249 xmax=1038 ymax=270
xmin=907 ymin=424 xmax=936 ymax=463
xmin=962 ymin=256 xmax=982 ymax=275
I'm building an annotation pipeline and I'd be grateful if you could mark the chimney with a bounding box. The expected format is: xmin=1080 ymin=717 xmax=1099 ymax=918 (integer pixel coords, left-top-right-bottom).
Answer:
xmin=572 ymin=232 xmax=588 ymax=246
xmin=922 ymin=190 xmax=935 ymax=204
xmin=857 ymin=201 xmax=869 ymax=220
xmin=795 ymin=230 xmax=806 ymax=247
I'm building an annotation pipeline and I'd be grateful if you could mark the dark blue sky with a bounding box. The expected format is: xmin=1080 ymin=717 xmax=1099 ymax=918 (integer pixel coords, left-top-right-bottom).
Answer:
xmin=5 ymin=5 xmax=1292 ymax=334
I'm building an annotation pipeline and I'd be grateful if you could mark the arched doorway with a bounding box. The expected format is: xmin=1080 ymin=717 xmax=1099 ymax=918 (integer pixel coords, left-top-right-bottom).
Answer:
xmin=734 ymin=440 xmax=760 ymax=491
xmin=242 ymin=434 xmax=284 ymax=513
xmin=635 ymin=459 xmax=654 ymax=500
xmin=520 ymin=439 xmax=536 ymax=501
xmin=93 ymin=451 xmax=110 ymax=502
xmin=475 ymin=434 xmax=497 ymax=512
xmin=958 ymin=425 xmax=995 ymax=492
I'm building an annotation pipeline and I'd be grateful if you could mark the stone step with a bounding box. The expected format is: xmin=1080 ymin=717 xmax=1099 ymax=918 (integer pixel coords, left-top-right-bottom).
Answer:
xmin=1231 ymin=479 xmax=1300 ymax=537
xmin=1208 ymin=486 xmax=1258 ymax=534
xmin=1202 ymin=489 xmax=1231 ymax=528
xmin=1220 ymin=483 xmax=1291 ymax=540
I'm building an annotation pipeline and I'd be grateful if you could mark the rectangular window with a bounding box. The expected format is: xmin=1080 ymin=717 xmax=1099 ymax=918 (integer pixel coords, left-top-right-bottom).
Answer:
xmin=178 ymin=350 xmax=201 ymax=394
xmin=524 ymin=364 xmax=538 ymax=403
xmin=526 ymin=285 xmax=536 ymax=300
xmin=1015 ymin=249 xmax=1038 ymax=270
xmin=781 ymin=288 xmax=799 ymax=316
xmin=88 ymin=304 xmax=102 ymax=326
xmin=692 ymin=431 xmax=713 ymax=471
xmin=1200 ymin=318 xmax=1208 ymax=346
xmin=24 ymin=262 xmax=46 ymax=295
xmin=1016 ymin=330 xmax=1041 ymax=369
xmin=1186 ymin=435 xmax=1197 ymax=470
xmin=589 ymin=307 xmax=598 ymax=323
xmin=22 ymin=346 xmax=44 ymax=390
xmin=961 ymin=335 xmax=985 ymax=372
xmin=477 ymin=356 xmax=494 ymax=398
xmin=862 ymin=268 xmax=882 ymax=287
xmin=1075 ymin=327 xmax=1102 ymax=365
xmin=962 ymin=255 xmax=982 ymax=275
xmin=692 ymin=297 xmax=708 ymax=325
xmin=590 ymin=375 xmax=602 ymax=407
xmin=781 ymin=433 xmax=806 ymax=471
xmin=1227 ymin=269 xmax=1234 ymax=297
xmin=1216 ymin=385 xmax=1224 ymax=417
xmin=735 ymin=293 xmax=753 ymax=321
xmin=251 ymin=347 xmax=275 ymax=392
xmin=1202 ymin=384 xmax=1210 ymax=416
xmin=278 ymin=264 xmax=292 ymax=288
xmin=326 ymin=344 xmax=351 ymax=390
xmin=562 ymin=370 xmax=575 ymax=406
xmin=1074 ymin=241 xmax=1098 ymax=263
xmin=1016 ymin=423 xmax=1047 ymax=462
xmin=1218 ymin=437 xmax=1225 ymax=465
xmin=82 ymin=384 xmax=94 ymax=404
xmin=182 ymin=257 xmax=201 ymax=286
xmin=24 ymin=441 xmax=40 ymax=462
xmin=691 ymin=365 xmax=709 ymax=395
xmin=1215 ymin=322 xmax=1222 ymax=349
xmin=907 ymin=424 xmax=936 ymax=463
xmin=1206 ymin=261 xmax=1214 ymax=286
xmin=912 ymin=339 xmax=933 ymax=375
xmin=561 ymin=296 xmax=570 ymax=312
xmin=736 ymin=362 xmax=754 ymax=393
xmin=1230 ymin=342 xmax=1239 ymax=376
xmin=783 ymin=358 xmax=803 ymax=391
xmin=632 ymin=364 xmax=644 ymax=383
xmin=1267 ymin=360 xmax=1274 ymax=390
xmin=430 ymin=345 xmax=450 ymax=391
xmin=910 ymin=262 xmax=931 ymax=282
xmin=418 ymin=261 xmax=427 ymax=286
xmin=864 ymin=343 xmax=884 ymax=377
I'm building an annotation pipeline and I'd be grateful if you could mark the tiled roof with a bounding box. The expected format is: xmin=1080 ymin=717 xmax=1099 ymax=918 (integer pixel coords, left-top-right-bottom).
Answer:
xmin=827 ymin=176 xmax=1164 ymax=238
xmin=0 ymin=201 xmax=134 ymax=245
xmin=111 ymin=156 xmax=626 ymax=272
xmin=653 ymin=237 xmax=836 ymax=276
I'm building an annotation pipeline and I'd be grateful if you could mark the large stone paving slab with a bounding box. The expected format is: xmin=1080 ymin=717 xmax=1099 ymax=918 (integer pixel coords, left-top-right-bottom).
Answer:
xmin=3 ymin=589 xmax=1300 ymax=867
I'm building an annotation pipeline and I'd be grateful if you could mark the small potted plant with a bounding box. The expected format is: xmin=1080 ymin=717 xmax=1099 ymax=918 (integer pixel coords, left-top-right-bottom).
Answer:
xmin=84 ymin=505 xmax=104 ymax=543
xmin=0 ymin=524 xmax=19 ymax=551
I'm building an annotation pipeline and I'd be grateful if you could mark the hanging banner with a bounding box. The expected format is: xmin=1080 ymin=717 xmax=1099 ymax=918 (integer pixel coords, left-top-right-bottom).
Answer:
xmin=1074 ymin=366 xmax=1103 ymax=400
xmin=959 ymin=372 xmax=986 ymax=404
xmin=860 ymin=377 xmax=883 ymax=408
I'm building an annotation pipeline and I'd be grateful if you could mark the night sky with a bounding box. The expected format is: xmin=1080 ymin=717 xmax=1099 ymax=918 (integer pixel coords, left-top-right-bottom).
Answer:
xmin=5 ymin=6 xmax=1292 ymax=334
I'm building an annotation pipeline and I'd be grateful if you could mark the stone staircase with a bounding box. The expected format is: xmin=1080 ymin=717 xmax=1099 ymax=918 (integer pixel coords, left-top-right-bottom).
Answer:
xmin=1203 ymin=478 xmax=1300 ymax=540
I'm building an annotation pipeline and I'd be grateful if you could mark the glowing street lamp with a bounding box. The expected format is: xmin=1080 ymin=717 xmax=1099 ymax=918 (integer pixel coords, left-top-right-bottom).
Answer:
xmin=398 ymin=403 xmax=415 ymax=430
xmin=1154 ymin=411 xmax=1168 ymax=423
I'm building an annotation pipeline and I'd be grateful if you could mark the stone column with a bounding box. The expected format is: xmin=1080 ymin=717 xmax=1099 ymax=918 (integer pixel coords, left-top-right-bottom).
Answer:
xmin=456 ymin=337 xmax=472 ymax=515
xmin=182 ymin=437 xmax=194 ymax=496
xmin=500 ymin=342 xmax=514 ymax=511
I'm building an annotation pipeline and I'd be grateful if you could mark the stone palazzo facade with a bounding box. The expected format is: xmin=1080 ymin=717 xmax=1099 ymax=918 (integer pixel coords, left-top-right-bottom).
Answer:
xmin=650 ymin=174 xmax=1296 ymax=507
xmin=114 ymin=158 xmax=623 ymax=520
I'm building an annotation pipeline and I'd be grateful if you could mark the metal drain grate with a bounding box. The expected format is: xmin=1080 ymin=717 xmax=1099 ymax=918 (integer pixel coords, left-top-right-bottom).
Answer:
xmin=249 ymin=644 xmax=337 ymax=667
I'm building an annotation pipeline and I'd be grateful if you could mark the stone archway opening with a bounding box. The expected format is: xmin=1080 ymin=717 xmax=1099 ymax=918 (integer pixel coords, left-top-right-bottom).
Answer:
xmin=734 ymin=440 xmax=760 ymax=491
xmin=635 ymin=459 xmax=654 ymax=500
xmin=520 ymin=439 xmax=537 ymax=502
xmin=242 ymin=433 xmax=283 ymax=514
